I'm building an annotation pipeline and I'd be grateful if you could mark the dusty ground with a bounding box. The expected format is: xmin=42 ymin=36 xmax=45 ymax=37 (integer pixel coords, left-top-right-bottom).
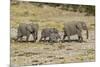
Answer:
xmin=10 ymin=30 xmax=95 ymax=66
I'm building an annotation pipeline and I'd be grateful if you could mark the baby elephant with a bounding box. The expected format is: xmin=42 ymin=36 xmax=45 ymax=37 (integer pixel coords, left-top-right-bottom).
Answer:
xmin=17 ymin=23 xmax=39 ymax=42
xmin=39 ymin=28 xmax=60 ymax=42
xmin=49 ymin=33 xmax=61 ymax=43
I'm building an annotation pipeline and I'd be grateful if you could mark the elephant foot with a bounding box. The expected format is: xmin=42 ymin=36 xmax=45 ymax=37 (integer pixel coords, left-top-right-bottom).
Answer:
xmin=18 ymin=40 xmax=24 ymax=43
xmin=68 ymin=41 xmax=71 ymax=43
xmin=61 ymin=40 xmax=65 ymax=43
xmin=79 ymin=41 xmax=82 ymax=43
xmin=34 ymin=40 xmax=37 ymax=42
xmin=79 ymin=40 xmax=84 ymax=43
xmin=67 ymin=40 xmax=71 ymax=42
xmin=31 ymin=40 xmax=37 ymax=42
xmin=39 ymin=40 xmax=42 ymax=42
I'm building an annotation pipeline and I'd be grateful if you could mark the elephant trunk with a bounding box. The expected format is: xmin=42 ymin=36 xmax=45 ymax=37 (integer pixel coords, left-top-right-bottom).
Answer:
xmin=86 ymin=29 xmax=88 ymax=39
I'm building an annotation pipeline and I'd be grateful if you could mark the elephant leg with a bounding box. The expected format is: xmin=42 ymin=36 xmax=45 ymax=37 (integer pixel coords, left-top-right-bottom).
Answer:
xmin=48 ymin=37 xmax=51 ymax=42
xmin=16 ymin=36 xmax=19 ymax=41
xmin=17 ymin=36 xmax=23 ymax=42
xmin=35 ymin=36 xmax=37 ymax=41
xmin=67 ymin=35 xmax=71 ymax=42
xmin=20 ymin=36 xmax=23 ymax=42
xmin=34 ymin=31 xmax=38 ymax=42
xmin=26 ymin=33 xmax=30 ymax=42
xmin=44 ymin=37 xmax=46 ymax=42
xmin=49 ymin=37 xmax=51 ymax=43
xmin=26 ymin=35 xmax=29 ymax=42
xmin=78 ymin=33 xmax=83 ymax=42
xmin=63 ymin=34 xmax=66 ymax=42
xmin=35 ymin=34 xmax=38 ymax=41
xmin=39 ymin=37 xmax=42 ymax=42
xmin=78 ymin=36 xmax=83 ymax=42
xmin=32 ymin=33 xmax=36 ymax=42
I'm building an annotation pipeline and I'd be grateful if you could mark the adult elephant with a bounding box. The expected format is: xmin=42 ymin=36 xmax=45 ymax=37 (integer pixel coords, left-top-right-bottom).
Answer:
xmin=63 ymin=21 xmax=88 ymax=42
xmin=17 ymin=23 xmax=39 ymax=42
xmin=39 ymin=28 xmax=60 ymax=42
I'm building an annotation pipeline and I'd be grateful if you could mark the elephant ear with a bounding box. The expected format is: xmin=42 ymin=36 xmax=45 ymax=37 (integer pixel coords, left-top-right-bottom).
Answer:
xmin=76 ymin=23 xmax=82 ymax=31
xmin=26 ymin=24 xmax=33 ymax=32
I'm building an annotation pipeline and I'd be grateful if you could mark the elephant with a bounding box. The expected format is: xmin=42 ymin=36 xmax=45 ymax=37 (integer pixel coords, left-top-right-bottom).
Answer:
xmin=63 ymin=21 xmax=88 ymax=42
xmin=39 ymin=28 xmax=60 ymax=42
xmin=17 ymin=23 xmax=39 ymax=42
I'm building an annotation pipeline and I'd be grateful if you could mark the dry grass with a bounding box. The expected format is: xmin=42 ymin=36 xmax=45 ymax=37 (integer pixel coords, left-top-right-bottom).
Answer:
xmin=11 ymin=3 xmax=95 ymax=30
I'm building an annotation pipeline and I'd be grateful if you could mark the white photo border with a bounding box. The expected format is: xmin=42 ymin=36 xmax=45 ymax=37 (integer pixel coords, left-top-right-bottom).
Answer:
xmin=0 ymin=0 xmax=97 ymax=67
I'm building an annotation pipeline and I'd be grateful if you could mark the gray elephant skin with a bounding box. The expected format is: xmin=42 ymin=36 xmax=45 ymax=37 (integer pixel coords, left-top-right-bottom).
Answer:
xmin=40 ymin=28 xmax=61 ymax=42
xmin=17 ymin=23 xmax=39 ymax=42
xmin=63 ymin=21 xmax=88 ymax=42
xmin=49 ymin=32 xmax=61 ymax=43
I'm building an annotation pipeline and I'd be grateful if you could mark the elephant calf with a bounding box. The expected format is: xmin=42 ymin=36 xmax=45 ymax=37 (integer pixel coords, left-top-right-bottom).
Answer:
xmin=63 ymin=21 xmax=88 ymax=42
xmin=17 ymin=23 xmax=39 ymax=42
xmin=39 ymin=28 xmax=61 ymax=42
xmin=49 ymin=33 xmax=61 ymax=43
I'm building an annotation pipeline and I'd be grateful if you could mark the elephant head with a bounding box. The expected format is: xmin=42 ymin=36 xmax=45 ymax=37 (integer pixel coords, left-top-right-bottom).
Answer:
xmin=76 ymin=22 xmax=88 ymax=39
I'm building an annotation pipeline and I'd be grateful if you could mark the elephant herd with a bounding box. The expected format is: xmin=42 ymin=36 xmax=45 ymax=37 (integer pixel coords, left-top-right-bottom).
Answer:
xmin=15 ymin=21 xmax=88 ymax=43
